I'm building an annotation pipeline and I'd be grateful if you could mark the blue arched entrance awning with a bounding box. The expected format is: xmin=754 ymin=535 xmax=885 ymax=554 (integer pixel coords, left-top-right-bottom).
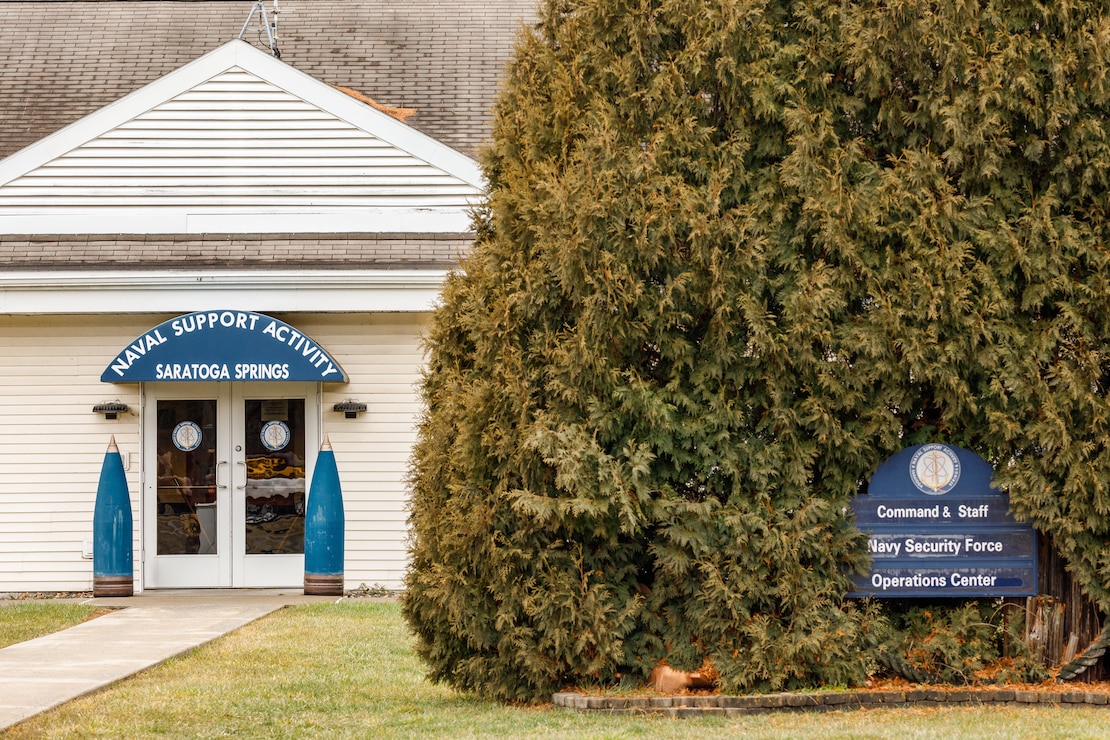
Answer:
xmin=101 ymin=310 xmax=348 ymax=383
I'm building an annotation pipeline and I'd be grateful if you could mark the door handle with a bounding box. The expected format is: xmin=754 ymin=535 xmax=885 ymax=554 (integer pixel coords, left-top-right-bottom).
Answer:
xmin=236 ymin=460 xmax=247 ymax=491
xmin=216 ymin=461 xmax=228 ymax=490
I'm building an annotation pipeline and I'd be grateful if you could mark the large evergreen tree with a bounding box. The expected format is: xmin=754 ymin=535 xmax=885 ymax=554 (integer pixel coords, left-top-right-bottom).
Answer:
xmin=402 ymin=0 xmax=1110 ymax=700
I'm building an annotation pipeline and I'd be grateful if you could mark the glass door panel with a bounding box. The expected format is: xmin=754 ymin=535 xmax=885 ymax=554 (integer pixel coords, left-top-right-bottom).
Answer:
xmin=243 ymin=399 xmax=306 ymax=555
xmin=155 ymin=399 xmax=218 ymax=555
xmin=144 ymin=383 xmax=230 ymax=589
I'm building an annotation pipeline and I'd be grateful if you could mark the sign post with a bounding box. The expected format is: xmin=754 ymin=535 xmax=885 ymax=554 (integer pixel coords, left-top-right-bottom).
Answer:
xmin=848 ymin=444 xmax=1037 ymax=598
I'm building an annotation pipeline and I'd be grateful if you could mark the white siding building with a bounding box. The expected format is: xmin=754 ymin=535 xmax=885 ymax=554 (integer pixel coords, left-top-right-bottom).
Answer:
xmin=0 ymin=0 xmax=534 ymax=592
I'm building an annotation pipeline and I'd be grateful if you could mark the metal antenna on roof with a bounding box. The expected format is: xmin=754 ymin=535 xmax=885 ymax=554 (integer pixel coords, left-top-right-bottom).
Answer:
xmin=239 ymin=1 xmax=281 ymax=59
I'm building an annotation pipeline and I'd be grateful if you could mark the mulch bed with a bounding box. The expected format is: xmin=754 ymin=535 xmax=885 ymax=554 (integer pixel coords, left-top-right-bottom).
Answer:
xmin=0 ymin=592 xmax=93 ymax=602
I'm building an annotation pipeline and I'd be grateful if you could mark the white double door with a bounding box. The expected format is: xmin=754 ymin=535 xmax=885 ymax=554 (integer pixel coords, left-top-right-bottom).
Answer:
xmin=143 ymin=382 xmax=318 ymax=588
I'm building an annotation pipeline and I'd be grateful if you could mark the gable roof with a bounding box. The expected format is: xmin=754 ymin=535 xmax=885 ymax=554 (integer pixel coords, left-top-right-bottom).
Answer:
xmin=0 ymin=0 xmax=536 ymax=160
xmin=0 ymin=39 xmax=486 ymax=235
xmin=0 ymin=1 xmax=536 ymax=276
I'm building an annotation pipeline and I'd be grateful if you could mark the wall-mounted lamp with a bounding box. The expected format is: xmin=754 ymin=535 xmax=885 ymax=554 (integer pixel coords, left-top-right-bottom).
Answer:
xmin=93 ymin=402 xmax=129 ymax=420
xmin=333 ymin=401 xmax=367 ymax=419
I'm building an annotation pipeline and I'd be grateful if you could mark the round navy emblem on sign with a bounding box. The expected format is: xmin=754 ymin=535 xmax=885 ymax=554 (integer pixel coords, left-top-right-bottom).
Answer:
xmin=260 ymin=420 xmax=291 ymax=451
xmin=910 ymin=444 xmax=961 ymax=495
xmin=172 ymin=421 xmax=202 ymax=452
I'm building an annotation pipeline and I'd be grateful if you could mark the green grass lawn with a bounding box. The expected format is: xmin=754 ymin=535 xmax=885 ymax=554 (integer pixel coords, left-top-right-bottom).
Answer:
xmin=4 ymin=600 xmax=1110 ymax=739
xmin=0 ymin=602 xmax=108 ymax=649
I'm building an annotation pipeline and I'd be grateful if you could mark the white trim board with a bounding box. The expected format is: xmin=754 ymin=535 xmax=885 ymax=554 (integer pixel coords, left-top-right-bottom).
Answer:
xmin=0 ymin=207 xmax=474 ymax=235
xmin=0 ymin=269 xmax=451 ymax=314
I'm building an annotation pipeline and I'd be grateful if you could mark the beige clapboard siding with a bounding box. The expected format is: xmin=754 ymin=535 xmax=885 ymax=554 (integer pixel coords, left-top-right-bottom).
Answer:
xmin=0 ymin=315 xmax=145 ymax=591
xmin=302 ymin=312 xmax=428 ymax=589
xmin=0 ymin=69 xmax=482 ymax=213
xmin=283 ymin=311 xmax=426 ymax=590
xmin=0 ymin=311 xmax=430 ymax=591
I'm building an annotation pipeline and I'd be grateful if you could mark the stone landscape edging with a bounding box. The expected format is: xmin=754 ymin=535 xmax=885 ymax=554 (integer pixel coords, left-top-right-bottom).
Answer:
xmin=552 ymin=687 xmax=1110 ymax=716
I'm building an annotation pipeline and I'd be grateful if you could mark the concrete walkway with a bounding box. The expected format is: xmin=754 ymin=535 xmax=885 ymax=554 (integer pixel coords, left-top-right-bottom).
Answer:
xmin=0 ymin=589 xmax=337 ymax=731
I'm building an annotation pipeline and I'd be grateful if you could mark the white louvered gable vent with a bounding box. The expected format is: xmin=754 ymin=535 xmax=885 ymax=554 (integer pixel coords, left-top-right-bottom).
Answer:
xmin=0 ymin=43 xmax=485 ymax=234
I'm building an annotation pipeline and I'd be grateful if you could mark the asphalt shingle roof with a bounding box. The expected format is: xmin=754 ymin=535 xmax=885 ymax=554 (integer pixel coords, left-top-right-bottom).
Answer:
xmin=0 ymin=232 xmax=471 ymax=269
xmin=0 ymin=0 xmax=537 ymax=160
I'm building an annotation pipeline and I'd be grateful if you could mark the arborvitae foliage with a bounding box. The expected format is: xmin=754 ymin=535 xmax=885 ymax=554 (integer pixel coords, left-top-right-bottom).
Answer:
xmin=403 ymin=0 xmax=1110 ymax=700
xmin=876 ymin=601 xmax=1047 ymax=685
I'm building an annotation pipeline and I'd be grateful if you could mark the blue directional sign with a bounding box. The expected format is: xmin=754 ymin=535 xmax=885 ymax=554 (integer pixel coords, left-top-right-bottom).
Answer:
xmin=847 ymin=444 xmax=1038 ymax=598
